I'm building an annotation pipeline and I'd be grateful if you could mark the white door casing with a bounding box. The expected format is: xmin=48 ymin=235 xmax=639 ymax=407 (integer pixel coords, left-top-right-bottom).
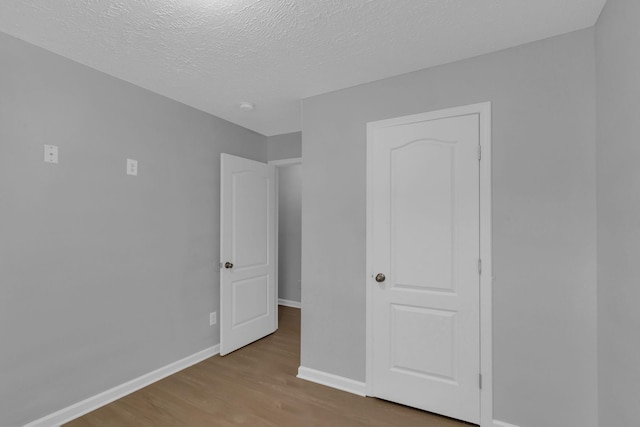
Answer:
xmin=220 ymin=154 xmax=277 ymax=356
xmin=366 ymin=103 xmax=492 ymax=425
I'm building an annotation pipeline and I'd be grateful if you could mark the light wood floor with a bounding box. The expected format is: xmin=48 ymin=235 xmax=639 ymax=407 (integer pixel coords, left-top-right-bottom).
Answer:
xmin=66 ymin=306 xmax=472 ymax=427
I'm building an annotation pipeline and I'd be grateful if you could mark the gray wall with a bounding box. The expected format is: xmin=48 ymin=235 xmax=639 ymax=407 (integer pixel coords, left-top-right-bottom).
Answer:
xmin=596 ymin=0 xmax=640 ymax=425
xmin=267 ymin=131 xmax=302 ymax=161
xmin=0 ymin=32 xmax=266 ymax=426
xmin=301 ymin=29 xmax=598 ymax=427
xmin=277 ymin=164 xmax=302 ymax=303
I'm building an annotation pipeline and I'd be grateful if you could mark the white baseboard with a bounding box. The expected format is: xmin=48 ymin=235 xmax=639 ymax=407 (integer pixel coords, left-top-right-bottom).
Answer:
xmin=494 ymin=420 xmax=521 ymax=427
xmin=297 ymin=366 xmax=366 ymax=396
xmin=278 ymin=298 xmax=301 ymax=309
xmin=23 ymin=345 xmax=220 ymax=427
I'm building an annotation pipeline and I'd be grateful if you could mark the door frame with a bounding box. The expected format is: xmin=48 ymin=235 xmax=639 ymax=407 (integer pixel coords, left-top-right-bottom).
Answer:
xmin=268 ymin=157 xmax=303 ymax=309
xmin=365 ymin=102 xmax=492 ymax=426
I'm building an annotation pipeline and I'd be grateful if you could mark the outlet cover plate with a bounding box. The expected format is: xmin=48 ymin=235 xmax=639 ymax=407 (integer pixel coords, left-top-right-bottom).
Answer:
xmin=44 ymin=145 xmax=58 ymax=164
xmin=127 ymin=158 xmax=138 ymax=176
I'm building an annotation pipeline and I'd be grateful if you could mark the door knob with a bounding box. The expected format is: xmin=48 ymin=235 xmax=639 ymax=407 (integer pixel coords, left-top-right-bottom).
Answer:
xmin=225 ymin=262 xmax=234 ymax=269
xmin=375 ymin=273 xmax=386 ymax=283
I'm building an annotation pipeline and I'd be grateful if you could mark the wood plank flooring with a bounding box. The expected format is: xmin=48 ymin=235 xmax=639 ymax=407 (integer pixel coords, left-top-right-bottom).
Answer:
xmin=66 ymin=306 xmax=472 ymax=427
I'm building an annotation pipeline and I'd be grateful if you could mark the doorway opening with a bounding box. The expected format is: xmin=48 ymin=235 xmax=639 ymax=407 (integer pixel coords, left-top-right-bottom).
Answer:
xmin=270 ymin=158 xmax=303 ymax=310
xmin=219 ymin=155 xmax=302 ymax=355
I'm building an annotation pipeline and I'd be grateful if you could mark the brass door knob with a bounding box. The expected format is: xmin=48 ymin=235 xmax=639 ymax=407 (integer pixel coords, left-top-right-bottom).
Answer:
xmin=225 ymin=262 xmax=234 ymax=269
xmin=375 ymin=273 xmax=386 ymax=283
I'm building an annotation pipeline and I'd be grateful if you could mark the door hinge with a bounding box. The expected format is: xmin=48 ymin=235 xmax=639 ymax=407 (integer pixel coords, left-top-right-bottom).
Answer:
xmin=478 ymin=145 xmax=482 ymax=161
xmin=479 ymin=373 xmax=483 ymax=389
xmin=478 ymin=259 xmax=482 ymax=275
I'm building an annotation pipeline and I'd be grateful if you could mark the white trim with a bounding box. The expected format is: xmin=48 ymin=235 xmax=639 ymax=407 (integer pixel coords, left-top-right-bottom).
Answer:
xmin=272 ymin=160 xmax=281 ymax=330
xmin=297 ymin=366 xmax=366 ymax=396
xmin=268 ymin=157 xmax=302 ymax=166
xmin=23 ymin=345 xmax=220 ymax=427
xmin=494 ymin=420 xmax=521 ymax=427
xmin=278 ymin=298 xmax=301 ymax=309
xmin=365 ymin=102 xmax=493 ymax=426
xmin=478 ymin=102 xmax=494 ymax=427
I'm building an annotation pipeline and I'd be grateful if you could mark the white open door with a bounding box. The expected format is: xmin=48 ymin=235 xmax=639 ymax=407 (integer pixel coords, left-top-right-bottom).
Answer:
xmin=220 ymin=154 xmax=276 ymax=356
xmin=367 ymin=104 xmax=491 ymax=424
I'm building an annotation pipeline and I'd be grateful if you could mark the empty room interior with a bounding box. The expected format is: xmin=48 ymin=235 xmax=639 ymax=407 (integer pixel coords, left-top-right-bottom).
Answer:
xmin=1 ymin=1 xmax=639 ymax=426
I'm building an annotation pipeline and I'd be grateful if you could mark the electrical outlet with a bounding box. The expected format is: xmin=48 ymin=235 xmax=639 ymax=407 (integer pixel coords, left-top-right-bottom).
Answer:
xmin=209 ymin=312 xmax=217 ymax=326
xmin=127 ymin=158 xmax=138 ymax=176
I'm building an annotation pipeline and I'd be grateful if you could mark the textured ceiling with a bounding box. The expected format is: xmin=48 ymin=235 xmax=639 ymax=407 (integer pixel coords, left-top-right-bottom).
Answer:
xmin=0 ymin=0 xmax=606 ymax=136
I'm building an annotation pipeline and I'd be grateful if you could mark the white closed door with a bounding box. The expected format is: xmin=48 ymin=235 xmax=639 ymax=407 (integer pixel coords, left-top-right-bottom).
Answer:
xmin=367 ymin=111 xmax=481 ymax=423
xmin=220 ymin=154 xmax=276 ymax=356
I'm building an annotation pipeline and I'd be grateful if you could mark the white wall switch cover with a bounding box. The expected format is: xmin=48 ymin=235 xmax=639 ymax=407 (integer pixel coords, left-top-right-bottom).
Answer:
xmin=127 ymin=158 xmax=138 ymax=176
xmin=44 ymin=145 xmax=58 ymax=164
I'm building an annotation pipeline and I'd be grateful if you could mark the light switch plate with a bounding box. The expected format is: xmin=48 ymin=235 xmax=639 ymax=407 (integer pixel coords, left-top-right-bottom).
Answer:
xmin=44 ymin=145 xmax=58 ymax=164
xmin=127 ymin=158 xmax=138 ymax=176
